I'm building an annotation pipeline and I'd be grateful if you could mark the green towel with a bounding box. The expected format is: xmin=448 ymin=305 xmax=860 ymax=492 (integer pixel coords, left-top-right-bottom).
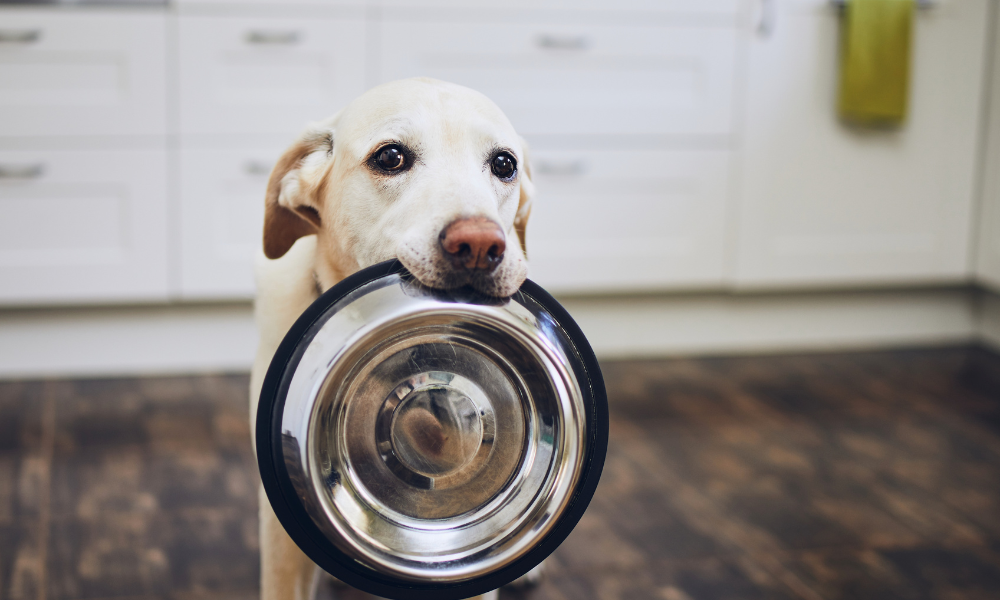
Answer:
xmin=838 ymin=0 xmax=915 ymax=126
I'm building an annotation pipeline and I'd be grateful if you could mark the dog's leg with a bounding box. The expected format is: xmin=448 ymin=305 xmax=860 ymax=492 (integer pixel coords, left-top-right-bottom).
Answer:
xmin=260 ymin=486 xmax=320 ymax=600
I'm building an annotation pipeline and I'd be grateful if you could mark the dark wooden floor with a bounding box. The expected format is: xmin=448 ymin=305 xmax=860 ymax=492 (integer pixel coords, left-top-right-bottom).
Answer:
xmin=2 ymin=346 xmax=1000 ymax=600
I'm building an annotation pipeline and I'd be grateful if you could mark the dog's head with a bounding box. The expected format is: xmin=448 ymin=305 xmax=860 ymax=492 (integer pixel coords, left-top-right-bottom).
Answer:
xmin=262 ymin=78 xmax=534 ymax=298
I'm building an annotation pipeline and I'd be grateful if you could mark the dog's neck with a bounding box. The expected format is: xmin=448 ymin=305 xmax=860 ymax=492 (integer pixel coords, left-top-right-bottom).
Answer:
xmin=311 ymin=236 xmax=356 ymax=296
xmin=312 ymin=261 xmax=344 ymax=297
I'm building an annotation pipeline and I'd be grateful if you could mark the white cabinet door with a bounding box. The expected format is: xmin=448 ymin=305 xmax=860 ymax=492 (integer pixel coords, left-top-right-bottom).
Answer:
xmin=178 ymin=144 xmax=281 ymax=299
xmin=976 ymin=2 xmax=1000 ymax=292
xmin=526 ymin=148 xmax=731 ymax=293
xmin=0 ymin=148 xmax=169 ymax=305
xmin=0 ymin=9 xmax=167 ymax=137
xmin=178 ymin=15 xmax=367 ymax=135
xmin=734 ymin=0 xmax=989 ymax=288
xmin=378 ymin=20 xmax=738 ymax=137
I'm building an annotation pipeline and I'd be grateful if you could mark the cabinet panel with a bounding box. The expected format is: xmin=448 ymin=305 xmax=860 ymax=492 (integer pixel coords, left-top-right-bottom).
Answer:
xmin=0 ymin=148 xmax=169 ymax=304
xmin=735 ymin=0 xmax=988 ymax=287
xmin=526 ymin=148 xmax=730 ymax=292
xmin=178 ymin=145 xmax=278 ymax=299
xmin=0 ymin=9 xmax=167 ymax=137
xmin=178 ymin=15 xmax=367 ymax=135
xmin=378 ymin=20 xmax=738 ymax=137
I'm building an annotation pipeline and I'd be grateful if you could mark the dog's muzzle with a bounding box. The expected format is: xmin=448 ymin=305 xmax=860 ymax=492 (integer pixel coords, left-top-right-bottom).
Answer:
xmin=256 ymin=261 xmax=608 ymax=600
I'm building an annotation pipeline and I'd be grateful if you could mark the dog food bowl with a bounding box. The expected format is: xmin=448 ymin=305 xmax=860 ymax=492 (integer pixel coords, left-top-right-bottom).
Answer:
xmin=257 ymin=261 xmax=608 ymax=600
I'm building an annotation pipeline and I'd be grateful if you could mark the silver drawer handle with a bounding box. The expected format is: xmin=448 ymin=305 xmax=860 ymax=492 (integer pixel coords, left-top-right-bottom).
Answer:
xmin=0 ymin=30 xmax=41 ymax=44
xmin=536 ymin=34 xmax=590 ymax=51
xmin=534 ymin=160 xmax=587 ymax=176
xmin=244 ymin=161 xmax=273 ymax=176
xmin=0 ymin=164 xmax=44 ymax=179
xmin=246 ymin=30 xmax=300 ymax=45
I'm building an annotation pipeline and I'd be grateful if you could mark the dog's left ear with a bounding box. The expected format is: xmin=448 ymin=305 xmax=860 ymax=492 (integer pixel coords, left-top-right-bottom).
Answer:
xmin=262 ymin=126 xmax=334 ymax=260
xmin=514 ymin=138 xmax=534 ymax=256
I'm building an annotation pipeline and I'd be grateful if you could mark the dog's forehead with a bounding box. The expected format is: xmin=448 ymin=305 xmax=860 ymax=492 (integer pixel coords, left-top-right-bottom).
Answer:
xmin=335 ymin=79 xmax=520 ymax=156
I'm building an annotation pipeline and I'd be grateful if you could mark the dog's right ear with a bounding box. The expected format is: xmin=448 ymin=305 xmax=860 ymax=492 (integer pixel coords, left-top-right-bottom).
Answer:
xmin=263 ymin=126 xmax=334 ymax=259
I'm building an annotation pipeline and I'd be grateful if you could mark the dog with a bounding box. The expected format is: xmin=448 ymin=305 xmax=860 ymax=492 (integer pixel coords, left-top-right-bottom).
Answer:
xmin=249 ymin=78 xmax=535 ymax=600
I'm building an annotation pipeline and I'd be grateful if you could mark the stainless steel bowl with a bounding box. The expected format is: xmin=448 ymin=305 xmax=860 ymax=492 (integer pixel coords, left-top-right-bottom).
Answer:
xmin=257 ymin=261 xmax=608 ymax=600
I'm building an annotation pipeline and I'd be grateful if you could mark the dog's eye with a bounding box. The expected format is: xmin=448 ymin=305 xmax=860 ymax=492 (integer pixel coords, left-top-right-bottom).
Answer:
xmin=375 ymin=145 xmax=406 ymax=171
xmin=491 ymin=152 xmax=517 ymax=180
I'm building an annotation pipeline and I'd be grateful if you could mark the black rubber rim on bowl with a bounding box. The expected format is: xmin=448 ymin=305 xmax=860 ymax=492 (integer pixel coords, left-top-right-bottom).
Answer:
xmin=256 ymin=260 xmax=609 ymax=600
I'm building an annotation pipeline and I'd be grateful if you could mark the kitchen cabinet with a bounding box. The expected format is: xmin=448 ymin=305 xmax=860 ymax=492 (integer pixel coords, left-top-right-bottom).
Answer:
xmin=734 ymin=0 xmax=990 ymax=288
xmin=1 ymin=0 xmax=997 ymax=306
xmin=0 ymin=148 xmax=169 ymax=304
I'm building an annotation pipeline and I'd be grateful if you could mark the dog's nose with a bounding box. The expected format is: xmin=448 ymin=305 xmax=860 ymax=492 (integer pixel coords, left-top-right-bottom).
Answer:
xmin=440 ymin=217 xmax=506 ymax=271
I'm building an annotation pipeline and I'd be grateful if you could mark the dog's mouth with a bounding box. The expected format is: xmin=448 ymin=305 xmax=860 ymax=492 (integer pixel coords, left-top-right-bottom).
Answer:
xmin=407 ymin=264 xmax=516 ymax=298
xmin=395 ymin=244 xmax=526 ymax=299
xmin=395 ymin=277 xmax=512 ymax=308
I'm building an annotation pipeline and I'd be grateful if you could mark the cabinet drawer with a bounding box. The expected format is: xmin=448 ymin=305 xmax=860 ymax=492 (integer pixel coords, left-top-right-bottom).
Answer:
xmin=178 ymin=16 xmax=367 ymax=135
xmin=178 ymin=145 xmax=277 ymax=299
xmin=525 ymin=148 xmax=730 ymax=292
xmin=378 ymin=20 xmax=738 ymax=137
xmin=0 ymin=9 xmax=167 ymax=137
xmin=0 ymin=148 xmax=169 ymax=304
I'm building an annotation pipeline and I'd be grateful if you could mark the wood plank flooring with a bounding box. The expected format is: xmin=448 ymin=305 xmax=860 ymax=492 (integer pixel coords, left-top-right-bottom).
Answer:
xmin=1 ymin=345 xmax=999 ymax=599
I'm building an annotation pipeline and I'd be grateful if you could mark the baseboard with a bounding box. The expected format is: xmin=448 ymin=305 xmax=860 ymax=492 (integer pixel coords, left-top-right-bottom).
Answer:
xmin=0 ymin=287 xmax=986 ymax=379
xmin=0 ymin=303 xmax=256 ymax=379
xmin=558 ymin=288 xmax=978 ymax=359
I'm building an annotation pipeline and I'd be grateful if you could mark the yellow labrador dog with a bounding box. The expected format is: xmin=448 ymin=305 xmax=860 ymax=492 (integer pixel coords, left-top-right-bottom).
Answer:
xmin=249 ymin=78 xmax=534 ymax=600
